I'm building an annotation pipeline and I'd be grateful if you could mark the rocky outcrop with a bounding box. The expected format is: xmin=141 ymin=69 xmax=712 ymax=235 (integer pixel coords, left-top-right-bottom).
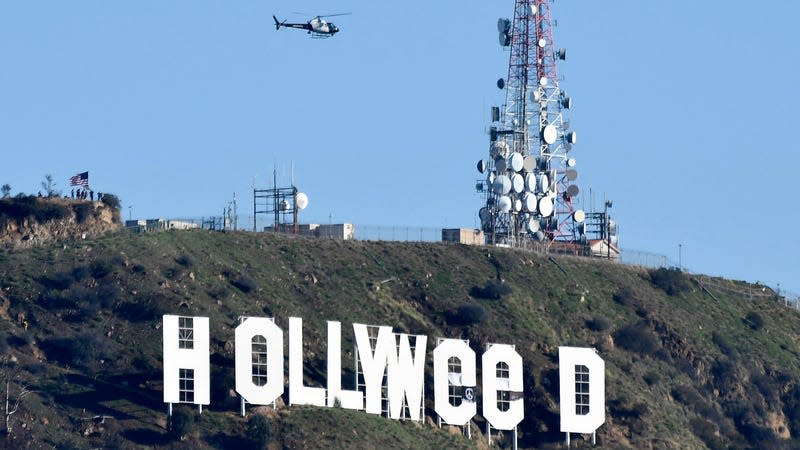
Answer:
xmin=0 ymin=197 xmax=121 ymax=248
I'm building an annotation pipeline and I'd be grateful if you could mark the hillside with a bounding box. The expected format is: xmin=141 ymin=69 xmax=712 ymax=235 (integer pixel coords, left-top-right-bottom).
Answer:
xmin=0 ymin=229 xmax=798 ymax=449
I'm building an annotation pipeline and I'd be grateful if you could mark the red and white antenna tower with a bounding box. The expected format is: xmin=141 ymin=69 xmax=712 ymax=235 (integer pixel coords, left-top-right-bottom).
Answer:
xmin=477 ymin=0 xmax=584 ymax=247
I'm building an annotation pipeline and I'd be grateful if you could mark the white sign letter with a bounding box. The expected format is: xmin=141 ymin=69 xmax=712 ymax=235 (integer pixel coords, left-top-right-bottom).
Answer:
xmin=354 ymin=323 xmax=396 ymax=414
xmin=387 ymin=333 xmax=427 ymax=420
xmin=482 ymin=344 xmax=524 ymax=430
xmin=234 ymin=317 xmax=284 ymax=405
xmin=327 ymin=321 xmax=363 ymax=410
xmin=289 ymin=317 xmax=326 ymax=406
xmin=433 ymin=339 xmax=476 ymax=425
xmin=559 ymin=347 xmax=605 ymax=434
xmin=163 ymin=315 xmax=210 ymax=406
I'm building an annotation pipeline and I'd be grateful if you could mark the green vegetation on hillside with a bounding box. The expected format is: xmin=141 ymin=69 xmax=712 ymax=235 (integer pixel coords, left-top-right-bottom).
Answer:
xmin=0 ymin=229 xmax=797 ymax=448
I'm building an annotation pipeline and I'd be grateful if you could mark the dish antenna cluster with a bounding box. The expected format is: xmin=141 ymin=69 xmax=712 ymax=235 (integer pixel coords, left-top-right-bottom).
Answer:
xmin=477 ymin=0 xmax=585 ymax=246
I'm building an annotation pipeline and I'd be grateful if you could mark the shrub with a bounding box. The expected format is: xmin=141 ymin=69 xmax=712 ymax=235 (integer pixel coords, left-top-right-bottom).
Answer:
xmin=90 ymin=260 xmax=113 ymax=279
xmin=649 ymin=267 xmax=690 ymax=296
xmin=208 ymin=285 xmax=229 ymax=300
xmin=690 ymin=417 xmax=727 ymax=450
xmin=231 ymin=275 xmax=258 ymax=293
xmin=116 ymin=300 xmax=164 ymax=322
xmin=41 ymin=334 xmax=112 ymax=368
xmin=642 ymin=371 xmax=661 ymax=386
xmin=457 ymin=303 xmax=487 ymax=325
xmin=176 ymin=254 xmax=194 ymax=267
xmin=587 ymin=316 xmax=612 ymax=332
xmin=470 ymin=279 xmax=512 ymax=300
xmin=613 ymin=323 xmax=661 ymax=356
xmin=612 ymin=287 xmax=635 ymax=306
xmin=131 ymin=264 xmax=147 ymax=275
xmin=744 ymin=312 xmax=764 ymax=331
xmin=246 ymin=414 xmax=272 ymax=449
xmin=711 ymin=331 xmax=738 ymax=359
xmin=40 ymin=272 xmax=74 ymax=290
xmin=170 ymin=405 xmax=196 ymax=440
xmin=101 ymin=193 xmax=121 ymax=210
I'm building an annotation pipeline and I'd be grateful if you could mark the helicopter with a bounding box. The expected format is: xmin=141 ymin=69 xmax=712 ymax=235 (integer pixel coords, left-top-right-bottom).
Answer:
xmin=272 ymin=13 xmax=350 ymax=38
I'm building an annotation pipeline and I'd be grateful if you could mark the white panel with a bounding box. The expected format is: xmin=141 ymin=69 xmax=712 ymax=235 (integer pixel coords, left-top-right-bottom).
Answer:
xmin=234 ymin=317 xmax=284 ymax=405
xmin=289 ymin=317 xmax=326 ymax=406
xmin=163 ymin=315 xmax=210 ymax=405
xmin=354 ymin=323 xmax=396 ymax=414
xmin=433 ymin=339 xmax=476 ymax=425
xmin=387 ymin=333 xmax=427 ymax=420
xmin=327 ymin=321 xmax=364 ymax=410
xmin=559 ymin=347 xmax=606 ymax=434
xmin=482 ymin=344 xmax=524 ymax=430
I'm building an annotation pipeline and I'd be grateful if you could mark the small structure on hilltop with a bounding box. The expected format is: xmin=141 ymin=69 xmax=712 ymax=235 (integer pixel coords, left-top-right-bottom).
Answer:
xmin=253 ymin=168 xmax=309 ymax=234
xmin=442 ymin=228 xmax=485 ymax=246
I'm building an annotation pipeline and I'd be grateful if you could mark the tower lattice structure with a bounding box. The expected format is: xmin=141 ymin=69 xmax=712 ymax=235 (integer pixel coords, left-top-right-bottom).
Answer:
xmin=479 ymin=0 xmax=583 ymax=247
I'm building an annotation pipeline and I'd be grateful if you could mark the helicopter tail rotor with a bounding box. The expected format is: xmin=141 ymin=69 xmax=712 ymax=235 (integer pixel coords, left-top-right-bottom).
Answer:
xmin=272 ymin=15 xmax=282 ymax=30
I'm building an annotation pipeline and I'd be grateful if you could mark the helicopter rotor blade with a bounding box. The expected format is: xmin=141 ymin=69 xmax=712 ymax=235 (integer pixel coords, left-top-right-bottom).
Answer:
xmin=318 ymin=12 xmax=351 ymax=18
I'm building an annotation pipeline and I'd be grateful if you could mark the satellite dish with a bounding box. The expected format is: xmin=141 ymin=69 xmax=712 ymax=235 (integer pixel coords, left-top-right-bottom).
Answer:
xmin=542 ymin=124 xmax=558 ymax=144
xmin=296 ymin=192 xmax=309 ymax=210
xmin=567 ymin=158 xmax=577 ymax=167
xmin=523 ymin=193 xmax=537 ymax=212
xmin=539 ymin=173 xmax=549 ymax=193
xmin=510 ymin=173 xmax=525 ymax=193
xmin=479 ymin=207 xmax=491 ymax=222
xmin=280 ymin=200 xmax=290 ymax=211
xmin=497 ymin=78 xmax=505 ymax=89
xmin=527 ymin=216 xmax=540 ymax=233
xmin=499 ymin=32 xmax=511 ymax=47
xmin=530 ymin=5 xmax=538 ymax=15
xmin=494 ymin=157 xmax=507 ymax=173
xmin=492 ymin=175 xmax=512 ymax=195
xmin=567 ymin=131 xmax=578 ymax=144
xmin=538 ymin=197 xmax=554 ymax=217
xmin=497 ymin=18 xmax=511 ymax=32
xmin=566 ymin=184 xmax=580 ymax=198
xmin=513 ymin=198 xmax=522 ymax=212
xmin=550 ymin=169 xmax=558 ymax=191
xmin=573 ymin=209 xmax=586 ymax=223
xmin=566 ymin=169 xmax=578 ymax=181
xmin=509 ymin=152 xmax=524 ymax=172
xmin=498 ymin=195 xmax=512 ymax=213
xmin=538 ymin=38 xmax=547 ymax=48
xmin=533 ymin=230 xmax=545 ymax=241
xmin=557 ymin=48 xmax=567 ymax=60
xmin=525 ymin=173 xmax=537 ymax=192
xmin=523 ymin=155 xmax=537 ymax=172
xmin=477 ymin=159 xmax=488 ymax=174
xmin=561 ymin=97 xmax=572 ymax=109
xmin=531 ymin=90 xmax=541 ymax=102
xmin=487 ymin=172 xmax=496 ymax=184
xmin=539 ymin=76 xmax=548 ymax=87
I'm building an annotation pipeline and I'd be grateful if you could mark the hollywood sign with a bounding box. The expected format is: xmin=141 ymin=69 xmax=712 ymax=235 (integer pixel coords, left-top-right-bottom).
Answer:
xmin=163 ymin=315 xmax=605 ymax=435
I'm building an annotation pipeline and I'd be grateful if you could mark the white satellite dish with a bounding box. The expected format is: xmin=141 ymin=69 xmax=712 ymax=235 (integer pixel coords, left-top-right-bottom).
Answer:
xmin=511 ymin=173 xmax=525 ymax=193
xmin=573 ymin=209 xmax=586 ymax=223
xmin=567 ymin=131 xmax=578 ymax=144
xmin=477 ymin=159 xmax=488 ymax=174
xmin=479 ymin=207 xmax=491 ymax=222
xmin=539 ymin=76 xmax=548 ymax=87
xmin=513 ymin=198 xmax=522 ymax=212
xmin=527 ymin=217 xmax=540 ymax=233
xmin=550 ymin=169 xmax=558 ymax=191
xmin=538 ymin=197 xmax=554 ymax=217
xmin=523 ymin=155 xmax=537 ymax=172
xmin=567 ymin=158 xmax=577 ymax=167
xmin=498 ymin=195 xmax=512 ymax=213
xmin=280 ymin=200 xmax=290 ymax=211
xmin=523 ymin=193 xmax=537 ymax=212
xmin=539 ymin=173 xmax=549 ymax=193
xmin=296 ymin=192 xmax=309 ymax=210
xmin=542 ymin=124 xmax=558 ymax=144
xmin=487 ymin=172 xmax=496 ymax=185
xmin=530 ymin=5 xmax=538 ymax=15
xmin=509 ymin=152 xmax=524 ymax=172
xmin=492 ymin=175 xmax=512 ymax=195
xmin=525 ymin=173 xmax=537 ymax=192
xmin=538 ymin=38 xmax=547 ymax=48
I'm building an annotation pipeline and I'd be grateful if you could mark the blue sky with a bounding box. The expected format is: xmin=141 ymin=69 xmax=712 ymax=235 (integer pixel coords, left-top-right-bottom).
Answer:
xmin=1 ymin=1 xmax=798 ymax=293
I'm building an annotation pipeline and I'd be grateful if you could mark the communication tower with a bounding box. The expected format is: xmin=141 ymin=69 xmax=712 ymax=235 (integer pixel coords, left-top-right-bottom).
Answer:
xmin=477 ymin=0 xmax=585 ymax=247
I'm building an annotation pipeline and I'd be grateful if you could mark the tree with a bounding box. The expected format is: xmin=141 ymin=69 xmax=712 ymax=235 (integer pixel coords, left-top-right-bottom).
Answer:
xmin=40 ymin=174 xmax=60 ymax=197
xmin=0 ymin=184 xmax=10 ymax=198
xmin=246 ymin=414 xmax=272 ymax=449
xmin=1 ymin=359 xmax=32 ymax=435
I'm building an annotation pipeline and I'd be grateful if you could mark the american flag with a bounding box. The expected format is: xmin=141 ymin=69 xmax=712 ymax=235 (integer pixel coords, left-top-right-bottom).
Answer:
xmin=69 ymin=171 xmax=89 ymax=187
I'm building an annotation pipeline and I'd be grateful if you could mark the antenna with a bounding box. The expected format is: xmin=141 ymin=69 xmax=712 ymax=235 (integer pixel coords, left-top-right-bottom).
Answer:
xmin=477 ymin=0 xmax=600 ymax=248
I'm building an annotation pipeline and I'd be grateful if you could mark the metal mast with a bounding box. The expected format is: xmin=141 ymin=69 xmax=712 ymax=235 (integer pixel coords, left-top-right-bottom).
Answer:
xmin=478 ymin=0 xmax=583 ymax=247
